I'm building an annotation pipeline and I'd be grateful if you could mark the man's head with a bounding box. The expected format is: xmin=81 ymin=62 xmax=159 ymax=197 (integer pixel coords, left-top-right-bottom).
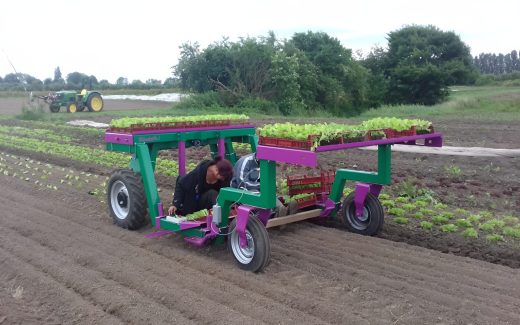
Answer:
xmin=207 ymin=156 xmax=233 ymax=184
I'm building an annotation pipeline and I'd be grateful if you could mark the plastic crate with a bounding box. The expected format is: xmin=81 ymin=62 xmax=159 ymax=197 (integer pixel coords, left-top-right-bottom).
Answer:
xmin=383 ymin=126 xmax=416 ymax=138
xmin=287 ymin=171 xmax=335 ymax=197
xmin=366 ymin=129 xmax=386 ymax=141
xmin=258 ymin=136 xmax=313 ymax=150
xmin=416 ymin=125 xmax=435 ymax=135
xmin=294 ymin=194 xmax=318 ymax=209
xmin=109 ymin=119 xmax=238 ymax=133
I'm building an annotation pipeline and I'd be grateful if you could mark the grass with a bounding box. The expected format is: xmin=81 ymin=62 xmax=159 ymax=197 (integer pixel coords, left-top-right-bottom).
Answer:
xmin=357 ymin=85 xmax=520 ymax=122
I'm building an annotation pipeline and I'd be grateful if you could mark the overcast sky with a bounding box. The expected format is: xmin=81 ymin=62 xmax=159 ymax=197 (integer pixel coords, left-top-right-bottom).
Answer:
xmin=0 ymin=0 xmax=518 ymax=83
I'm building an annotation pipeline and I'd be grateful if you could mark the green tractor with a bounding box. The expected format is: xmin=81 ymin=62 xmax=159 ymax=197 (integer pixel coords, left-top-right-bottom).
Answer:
xmin=34 ymin=89 xmax=104 ymax=113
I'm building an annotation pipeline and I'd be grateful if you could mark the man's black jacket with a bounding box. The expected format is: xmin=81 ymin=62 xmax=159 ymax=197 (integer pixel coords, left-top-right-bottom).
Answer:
xmin=172 ymin=160 xmax=225 ymax=215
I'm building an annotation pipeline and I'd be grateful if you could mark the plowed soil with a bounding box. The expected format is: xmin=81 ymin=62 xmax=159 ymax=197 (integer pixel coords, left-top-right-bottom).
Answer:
xmin=1 ymin=98 xmax=520 ymax=324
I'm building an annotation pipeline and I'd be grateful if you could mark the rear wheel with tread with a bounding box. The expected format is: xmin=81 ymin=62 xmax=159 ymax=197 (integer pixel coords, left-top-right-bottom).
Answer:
xmin=107 ymin=169 xmax=148 ymax=230
xmin=338 ymin=192 xmax=384 ymax=235
xmin=227 ymin=214 xmax=270 ymax=272
xmin=87 ymin=93 xmax=104 ymax=112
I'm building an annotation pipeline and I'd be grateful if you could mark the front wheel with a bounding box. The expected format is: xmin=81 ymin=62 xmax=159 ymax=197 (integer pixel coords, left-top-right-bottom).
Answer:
xmin=67 ymin=102 xmax=78 ymax=113
xmin=338 ymin=192 xmax=384 ymax=236
xmin=107 ymin=169 xmax=148 ymax=230
xmin=227 ymin=214 xmax=270 ymax=272
xmin=49 ymin=105 xmax=60 ymax=113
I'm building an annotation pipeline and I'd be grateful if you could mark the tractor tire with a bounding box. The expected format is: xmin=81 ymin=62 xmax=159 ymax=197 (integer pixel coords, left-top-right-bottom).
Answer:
xmin=49 ymin=105 xmax=60 ymax=113
xmin=87 ymin=93 xmax=104 ymax=112
xmin=338 ymin=192 xmax=384 ymax=236
xmin=107 ymin=169 xmax=148 ymax=230
xmin=67 ymin=102 xmax=78 ymax=113
xmin=227 ymin=214 xmax=270 ymax=272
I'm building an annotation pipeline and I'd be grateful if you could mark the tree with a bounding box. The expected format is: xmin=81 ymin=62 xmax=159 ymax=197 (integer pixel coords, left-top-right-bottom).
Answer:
xmin=288 ymin=31 xmax=369 ymax=115
xmin=98 ymin=79 xmax=111 ymax=89
xmin=385 ymin=25 xmax=476 ymax=105
xmin=3 ymin=73 xmax=19 ymax=83
xmin=116 ymin=77 xmax=128 ymax=86
xmin=271 ymin=52 xmax=304 ymax=114
xmin=66 ymin=72 xmax=90 ymax=89
xmin=53 ymin=66 xmax=64 ymax=83
xmin=163 ymin=77 xmax=179 ymax=87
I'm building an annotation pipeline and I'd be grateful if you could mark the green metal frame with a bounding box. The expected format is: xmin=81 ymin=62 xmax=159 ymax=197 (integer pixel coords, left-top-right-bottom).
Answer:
xmin=328 ymin=144 xmax=392 ymax=202
xmin=106 ymin=127 xmax=257 ymax=234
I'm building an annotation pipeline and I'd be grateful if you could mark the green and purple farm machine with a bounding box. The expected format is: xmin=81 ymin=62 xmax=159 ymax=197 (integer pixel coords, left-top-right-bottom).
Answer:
xmin=105 ymin=119 xmax=442 ymax=272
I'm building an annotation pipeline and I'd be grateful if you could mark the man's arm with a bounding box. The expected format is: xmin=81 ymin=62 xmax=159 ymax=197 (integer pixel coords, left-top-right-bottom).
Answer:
xmin=172 ymin=177 xmax=185 ymax=215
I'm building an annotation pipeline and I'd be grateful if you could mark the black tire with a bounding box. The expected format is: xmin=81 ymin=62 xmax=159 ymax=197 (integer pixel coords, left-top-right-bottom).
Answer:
xmin=107 ymin=169 xmax=148 ymax=230
xmin=87 ymin=93 xmax=104 ymax=112
xmin=49 ymin=105 xmax=60 ymax=113
xmin=338 ymin=192 xmax=384 ymax=236
xmin=227 ymin=214 xmax=270 ymax=272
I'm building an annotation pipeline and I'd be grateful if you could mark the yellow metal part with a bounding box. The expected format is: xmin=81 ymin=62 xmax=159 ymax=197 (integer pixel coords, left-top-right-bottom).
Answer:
xmin=68 ymin=103 xmax=77 ymax=113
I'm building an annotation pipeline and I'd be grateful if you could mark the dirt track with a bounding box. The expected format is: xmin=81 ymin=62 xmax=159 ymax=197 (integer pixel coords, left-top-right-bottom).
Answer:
xmin=1 ymin=97 xmax=520 ymax=323
xmin=1 ymin=167 xmax=520 ymax=324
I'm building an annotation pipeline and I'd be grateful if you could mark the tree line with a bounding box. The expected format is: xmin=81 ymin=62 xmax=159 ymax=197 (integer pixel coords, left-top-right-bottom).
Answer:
xmin=174 ymin=25 xmax=477 ymax=115
xmin=0 ymin=67 xmax=177 ymax=92
xmin=2 ymin=24 xmax=517 ymax=116
xmin=473 ymin=50 xmax=520 ymax=75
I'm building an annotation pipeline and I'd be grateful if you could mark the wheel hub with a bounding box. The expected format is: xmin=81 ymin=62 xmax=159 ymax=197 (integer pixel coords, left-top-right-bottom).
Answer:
xmin=117 ymin=191 xmax=128 ymax=208
xmin=110 ymin=180 xmax=130 ymax=220
xmin=231 ymin=230 xmax=255 ymax=264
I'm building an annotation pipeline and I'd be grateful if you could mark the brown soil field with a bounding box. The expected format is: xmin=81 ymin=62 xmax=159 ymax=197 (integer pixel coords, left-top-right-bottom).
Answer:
xmin=0 ymin=98 xmax=520 ymax=324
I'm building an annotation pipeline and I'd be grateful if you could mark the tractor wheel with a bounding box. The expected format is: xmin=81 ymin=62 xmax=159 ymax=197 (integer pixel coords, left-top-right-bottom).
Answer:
xmin=227 ymin=214 xmax=270 ymax=272
xmin=338 ymin=192 xmax=384 ymax=236
xmin=87 ymin=93 xmax=104 ymax=112
xmin=107 ymin=169 xmax=148 ymax=230
xmin=49 ymin=105 xmax=60 ymax=113
xmin=67 ymin=102 xmax=78 ymax=113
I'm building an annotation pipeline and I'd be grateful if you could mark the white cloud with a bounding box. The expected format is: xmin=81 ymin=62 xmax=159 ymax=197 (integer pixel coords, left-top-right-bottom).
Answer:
xmin=1 ymin=0 xmax=518 ymax=83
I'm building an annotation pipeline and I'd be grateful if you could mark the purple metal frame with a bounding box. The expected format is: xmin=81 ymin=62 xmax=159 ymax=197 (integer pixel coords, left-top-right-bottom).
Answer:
xmin=236 ymin=205 xmax=270 ymax=248
xmin=256 ymin=133 xmax=443 ymax=167
xmin=315 ymin=132 xmax=443 ymax=152
xmin=354 ymin=183 xmax=382 ymax=217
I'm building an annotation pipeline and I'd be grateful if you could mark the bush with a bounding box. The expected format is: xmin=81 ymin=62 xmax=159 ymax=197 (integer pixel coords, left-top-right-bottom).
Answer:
xmin=394 ymin=217 xmax=409 ymax=224
xmin=440 ymin=224 xmax=458 ymax=233
xmin=486 ymin=234 xmax=503 ymax=242
xmin=174 ymin=92 xmax=225 ymax=110
xmin=462 ymin=228 xmax=478 ymax=238
xmin=388 ymin=207 xmax=405 ymax=217
xmin=420 ymin=221 xmax=433 ymax=230
xmin=503 ymin=227 xmax=520 ymax=238
xmin=237 ymin=97 xmax=279 ymax=115
xmin=16 ymin=103 xmax=48 ymax=121
xmin=455 ymin=219 xmax=473 ymax=228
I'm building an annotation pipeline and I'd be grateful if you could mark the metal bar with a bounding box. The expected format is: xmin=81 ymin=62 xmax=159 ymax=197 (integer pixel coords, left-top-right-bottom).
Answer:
xmin=266 ymin=209 xmax=321 ymax=228
xmin=135 ymin=143 xmax=160 ymax=227
xmin=315 ymin=132 xmax=443 ymax=152
xmin=218 ymin=138 xmax=225 ymax=157
xmin=178 ymin=141 xmax=186 ymax=176
xmin=256 ymin=145 xmax=317 ymax=167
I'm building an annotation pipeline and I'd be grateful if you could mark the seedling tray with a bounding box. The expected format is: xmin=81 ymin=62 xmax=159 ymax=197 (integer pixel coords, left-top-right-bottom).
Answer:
xmin=109 ymin=119 xmax=248 ymax=133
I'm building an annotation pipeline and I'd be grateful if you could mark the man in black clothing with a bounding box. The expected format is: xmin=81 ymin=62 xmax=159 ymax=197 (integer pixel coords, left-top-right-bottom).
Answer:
xmin=167 ymin=156 xmax=233 ymax=216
